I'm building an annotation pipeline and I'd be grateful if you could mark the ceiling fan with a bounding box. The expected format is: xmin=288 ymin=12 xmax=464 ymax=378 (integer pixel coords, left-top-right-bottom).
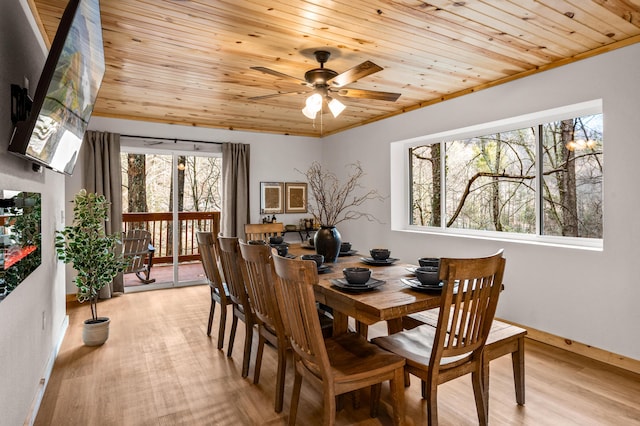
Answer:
xmin=249 ymin=50 xmax=401 ymax=119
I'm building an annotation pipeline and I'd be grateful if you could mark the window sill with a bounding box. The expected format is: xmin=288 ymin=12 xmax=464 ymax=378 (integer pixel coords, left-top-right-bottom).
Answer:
xmin=395 ymin=226 xmax=603 ymax=252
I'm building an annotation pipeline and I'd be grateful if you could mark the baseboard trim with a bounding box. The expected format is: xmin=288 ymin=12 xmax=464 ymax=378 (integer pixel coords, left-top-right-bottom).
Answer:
xmin=24 ymin=315 xmax=69 ymax=426
xmin=497 ymin=317 xmax=640 ymax=375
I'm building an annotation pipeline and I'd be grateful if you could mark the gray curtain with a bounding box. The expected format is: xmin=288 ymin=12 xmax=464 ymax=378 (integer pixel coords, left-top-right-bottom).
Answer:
xmin=83 ymin=130 xmax=124 ymax=297
xmin=222 ymin=142 xmax=250 ymax=237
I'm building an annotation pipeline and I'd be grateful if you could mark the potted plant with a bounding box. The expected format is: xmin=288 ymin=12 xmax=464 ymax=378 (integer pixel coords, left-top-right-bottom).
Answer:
xmin=55 ymin=189 xmax=128 ymax=346
xmin=300 ymin=162 xmax=383 ymax=262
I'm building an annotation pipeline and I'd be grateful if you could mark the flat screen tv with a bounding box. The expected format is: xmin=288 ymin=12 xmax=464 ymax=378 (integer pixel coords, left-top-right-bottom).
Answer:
xmin=9 ymin=0 xmax=105 ymax=175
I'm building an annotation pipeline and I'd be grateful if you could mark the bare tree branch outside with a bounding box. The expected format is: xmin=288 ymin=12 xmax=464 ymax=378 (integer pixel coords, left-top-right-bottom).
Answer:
xmin=410 ymin=113 xmax=603 ymax=239
xmin=120 ymin=152 xmax=223 ymax=260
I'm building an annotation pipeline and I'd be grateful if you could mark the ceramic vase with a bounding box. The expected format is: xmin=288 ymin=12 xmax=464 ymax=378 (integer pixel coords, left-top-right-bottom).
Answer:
xmin=314 ymin=225 xmax=341 ymax=263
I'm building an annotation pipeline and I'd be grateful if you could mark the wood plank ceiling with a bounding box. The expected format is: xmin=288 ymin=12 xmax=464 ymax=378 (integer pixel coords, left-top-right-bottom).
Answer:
xmin=31 ymin=0 xmax=640 ymax=137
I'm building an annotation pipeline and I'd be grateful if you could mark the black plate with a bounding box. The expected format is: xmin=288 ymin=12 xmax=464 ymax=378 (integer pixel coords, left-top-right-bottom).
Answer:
xmin=317 ymin=264 xmax=332 ymax=274
xmin=401 ymin=278 xmax=445 ymax=292
xmin=330 ymin=278 xmax=385 ymax=292
xmin=284 ymin=254 xmax=297 ymax=259
xmin=360 ymin=257 xmax=399 ymax=266
xmin=338 ymin=250 xmax=358 ymax=257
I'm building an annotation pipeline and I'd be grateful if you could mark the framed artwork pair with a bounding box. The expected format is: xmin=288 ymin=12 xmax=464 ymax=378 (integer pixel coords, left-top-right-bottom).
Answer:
xmin=260 ymin=182 xmax=307 ymax=214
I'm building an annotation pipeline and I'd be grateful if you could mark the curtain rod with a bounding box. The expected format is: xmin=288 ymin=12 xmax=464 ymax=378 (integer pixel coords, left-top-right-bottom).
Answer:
xmin=120 ymin=134 xmax=223 ymax=145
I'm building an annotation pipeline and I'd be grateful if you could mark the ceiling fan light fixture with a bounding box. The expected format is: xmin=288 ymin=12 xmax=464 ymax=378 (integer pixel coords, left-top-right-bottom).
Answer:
xmin=328 ymin=97 xmax=346 ymax=117
xmin=305 ymin=93 xmax=323 ymax=111
xmin=302 ymin=92 xmax=323 ymax=118
xmin=302 ymin=105 xmax=318 ymax=119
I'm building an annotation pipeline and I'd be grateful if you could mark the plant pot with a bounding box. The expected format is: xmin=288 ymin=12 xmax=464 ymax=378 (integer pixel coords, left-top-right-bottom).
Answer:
xmin=314 ymin=225 xmax=342 ymax=263
xmin=82 ymin=317 xmax=110 ymax=346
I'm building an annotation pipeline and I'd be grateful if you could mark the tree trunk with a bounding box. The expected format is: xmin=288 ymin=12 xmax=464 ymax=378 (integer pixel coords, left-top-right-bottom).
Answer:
xmin=492 ymin=137 xmax=503 ymax=231
xmin=167 ymin=156 xmax=186 ymax=257
xmin=430 ymin=144 xmax=441 ymax=227
xmin=560 ymin=120 xmax=578 ymax=236
xmin=127 ymin=154 xmax=147 ymax=229
xmin=177 ymin=155 xmax=185 ymax=256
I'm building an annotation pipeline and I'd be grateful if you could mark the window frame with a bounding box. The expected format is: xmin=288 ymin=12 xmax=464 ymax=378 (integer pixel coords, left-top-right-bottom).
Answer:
xmin=390 ymin=100 xmax=603 ymax=250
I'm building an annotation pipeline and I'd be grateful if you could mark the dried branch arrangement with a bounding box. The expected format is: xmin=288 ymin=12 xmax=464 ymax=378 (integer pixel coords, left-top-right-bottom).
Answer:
xmin=299 ymin=161 xmax=384 ymax=226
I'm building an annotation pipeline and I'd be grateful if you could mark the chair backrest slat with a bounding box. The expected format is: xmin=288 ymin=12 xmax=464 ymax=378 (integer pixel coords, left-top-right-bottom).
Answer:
xmin=238 ymin=241 xmax=284 ymax=336
xmin=196 ymin=232 xmax=227 ymax=300
xmin=432 ymin=251 xmax=505 ymax=363
xmin=272 ymin=254 xmax=331 ymax=379
xmin=244 ymin=222 xmax=284 ymax=243
xmin=218 ymin=236 xmax=251 ymax=308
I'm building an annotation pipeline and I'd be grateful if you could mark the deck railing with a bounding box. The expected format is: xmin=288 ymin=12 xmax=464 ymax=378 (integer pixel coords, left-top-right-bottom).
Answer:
xmin=122 ymin=211 xmax=220 ymax=264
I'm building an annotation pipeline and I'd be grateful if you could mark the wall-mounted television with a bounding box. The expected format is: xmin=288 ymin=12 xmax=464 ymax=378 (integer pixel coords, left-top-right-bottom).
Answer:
xmin=9 ymin=0 xmax=105 ymax=175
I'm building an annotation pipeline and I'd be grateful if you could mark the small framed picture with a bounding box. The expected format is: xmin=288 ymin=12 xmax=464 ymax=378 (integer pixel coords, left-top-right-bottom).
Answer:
xmin=285 ymin=182 xmax=308 ymax=213
xmin=260 ymin=182 xmax=284 ymax=214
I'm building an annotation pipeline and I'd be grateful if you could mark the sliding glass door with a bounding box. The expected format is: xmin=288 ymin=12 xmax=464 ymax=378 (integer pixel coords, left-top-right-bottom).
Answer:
xmin=120 ymin=143 xmax=222 ymax=290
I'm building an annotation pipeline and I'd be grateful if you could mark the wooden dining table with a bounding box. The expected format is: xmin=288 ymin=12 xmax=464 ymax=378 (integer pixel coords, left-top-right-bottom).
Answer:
xmin=288 ymin=244 xmax=443 ymax=337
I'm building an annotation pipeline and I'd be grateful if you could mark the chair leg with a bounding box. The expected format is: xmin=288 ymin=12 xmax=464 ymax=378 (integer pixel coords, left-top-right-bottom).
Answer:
xmin=425 ymin=381 xmax=438 ymax=426
xmin=288 ymin=369 xmax=303 ymax=426
xmin=352 ymin=389 xmax=361 ymax=409
xmin=472 ymin=369 xmax=488 ymax=426
xmin=241 ymin=320 xmax=253 ymax=378
xmin=512 ymin=337 xmax=526 ymax=405
xmin=228 ymin=313 xmax=238 ymax=357
xmin=482 ymin=355 xmax=490 ymax=415
xmin=253 ymin=333 xmax=265 ymax=384
xmin=370 ymin=384 xmax=381 ymax=418
xmin=217 ymin=303 xmax=227 ymax=351
xmin=207 ymin=298 xmax=215 ymax=337
xmin=336 ymin=394 xmax=344 ymax=411
xmin=323 ymin=387 xmax=337 ymax=426
xmin=355 ymin=321 xmax=368 ymax=338
xmin=389 ymin=367 xmax=406 ymax=426
xmin=274 ymin=343 xmax=287 ymax=413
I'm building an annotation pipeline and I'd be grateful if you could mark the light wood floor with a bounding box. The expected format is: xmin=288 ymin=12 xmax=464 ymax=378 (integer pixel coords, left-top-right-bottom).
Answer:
xmin=35 ymin=285 xmax=640 ymax=425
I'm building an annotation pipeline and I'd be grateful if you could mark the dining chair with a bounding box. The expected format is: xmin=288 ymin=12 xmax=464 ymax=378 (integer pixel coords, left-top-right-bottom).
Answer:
xmin=372 ymin=250 xmax=506 ymax=426
xmin=272 ymin=253 xmax=406 ymax=426
xmin=217 ymin=235 xmax=254 ymax=378
xmin=238 ymin=241 xmax=290 ymax=413
xmin=244 ymin=222 xmax=284 ymax=242
xmin=196 ymin=232 xmax=231 ymax=349
xmin=402 ymin=309 xmax=527 ymax=410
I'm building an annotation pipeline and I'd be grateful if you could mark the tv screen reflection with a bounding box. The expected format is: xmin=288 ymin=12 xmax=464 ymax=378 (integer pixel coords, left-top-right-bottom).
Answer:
xmin=0 ymin=191 xmax=41 ymax=300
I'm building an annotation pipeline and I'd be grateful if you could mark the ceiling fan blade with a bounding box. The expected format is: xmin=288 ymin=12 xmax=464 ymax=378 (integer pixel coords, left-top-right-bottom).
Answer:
xmin=250 ymin=66 xmax=308 ymax=86
xmin=329 ymin=61 xmax=383 ymax=87
xmin=337 ymin=88 xmax=401 ymax=101
xmin=248 ymin=91 xmax=306 ymax=101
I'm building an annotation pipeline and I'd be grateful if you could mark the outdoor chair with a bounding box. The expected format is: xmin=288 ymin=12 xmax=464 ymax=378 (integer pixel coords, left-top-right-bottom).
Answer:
xmin=122 ymin=229 xmax=155 ymax=284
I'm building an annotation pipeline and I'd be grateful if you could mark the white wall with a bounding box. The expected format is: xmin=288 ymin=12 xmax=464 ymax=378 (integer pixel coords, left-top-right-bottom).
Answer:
xmin=0 ymin=1 xmax=68 ymax=424
xmin=322 ymin=43 xmax=640 ymax=360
